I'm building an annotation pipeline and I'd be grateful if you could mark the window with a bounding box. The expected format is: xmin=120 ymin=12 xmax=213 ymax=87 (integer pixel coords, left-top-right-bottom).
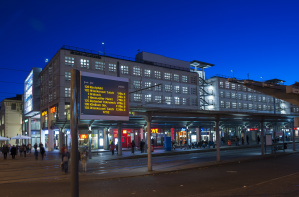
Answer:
xmin=121 ymin=65 xmax=129 ymax=74
xmin=95 ymin=61 xmax=105 ymax=70
xmin=232 ymin=102 xmax=237 ymax=109
xmin=49 ymin=94 xmax=52 ymax=103
xmin=226 ymin=102 xmax=231 ymax=108
xmin=174 ymin=97 xmax=180 ymax=105
xmin=263 ymin=104 xmax=267 ymax=110
xmin=182 ymin=98 xmax=187 ymax=105
xmin=238 ymin=93 xmax=242 ymax=100
xmin=220 ymin=101 xmax=225 ymax=108
xmin=220 ymin=82 xmax=224 ymax=88
xmin=133 ymin=66 xmax=141 ymax=76
xmin=155 ymin=96 xmax=162 ymax=103
xmin=11 ymin=103 xmax=16 ymax=110
xmin=238 ymin=103 xmax=242 ymax=109
xmin=165 ymin=84 xmax=172 ymax=92
xmin=134 ymin=94 xmax=141 ymax=102
xmin=191 ymin=88 xmax=196 ymax=95
xmin=182 ymin=75 xmax=188 ymax=83
xmin=242 ymin=86 xmax=247 ymax=91
xmin=182 ymin=87 xmax=188 ymax=94
xmin=154 ymin=83 xmax=161 ymax=91
xmin=220 ymin=91 xmax=224 ymax=98
xmin=253 ymin=95 xmax=257 ymax=101
xmin=226 ymin=92 xmax=231 ymax=98
xmin=258 ymin=96 xmax=262 ymax=102
xmin=144 ymin=82 xmax=151 ymax=90
xmin=145 ymin=94 xmax=151 ymax=102
xmin=65 ymin=72 xmax=71 ymax=81
xmin=109 ymin=63 xmax=116 ymax=72
xmin=165 ymin=96 xmax=172 ymax=105
xmin=54 ymin=91 xmax=56 ymax=100
xmin=191 ymin=76 xmax=196 ymax=84
xmin=174 ymin=74 xmax=179 ymax=82
xmin=231 ymin=84 xmax=236 ymax=90
xmin=164 ymin=73 xmax=172 ymax=80
xmin=258 ymin=105 xmax=262 ymax=110
xmin=237 ymin=84 xmax=241 ymax=90
xmin=174 ymin=86 xmax=180 ymax=93
xmin=191 ymin=99 xmax=197 ymax=106
xmin=231 ymin=92 xmax=236 ymax=99
xmin=249 ymin=104 xmax=253 ymax=110
xmin=65 ymin=88 xmax=71 ymax=97
xmin=243 ymin=94 xmax=247 ymax=100
xmin=80 ymin=59 xmax=89 ymax=69
xmin=144 ymin=69 xmax=151 ymax=77
xmin=243 ymin=103 xmax=248 ymax=109
xmin=154 ymin=71 xmax=161 ymax=79
xmin=133 ymin=81 xmax=141 ymax=89
xmin=65 ymin=56 xmax=74 ymax=67
xmin=262 ymin=96 xmax=266 ymax=102
xmin=225 ymin=82 xmax=230 ymax=89
xmin=248 ymin=94 xmax=252 ymax=101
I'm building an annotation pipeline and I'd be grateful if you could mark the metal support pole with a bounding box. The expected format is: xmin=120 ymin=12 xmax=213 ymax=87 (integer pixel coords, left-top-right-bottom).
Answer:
xmin=260 ymin=118 xmax=265 ymax=156
xmin=146 ymin=112 xmax=152 ymax=171
xmin=88 ymin=126 xmax=92 ymax=159
xmin=292 ymin=121 xmax=296 ymax=151
xmin=186 ymin=127 xmax=189 ymax=149
xmin=215 ymin=116 xmax=220 ymax=162
xmin=70 ymin=69 xmax=80 ymax=197
xmin=118 ymin=123 xmax=122 ymax=156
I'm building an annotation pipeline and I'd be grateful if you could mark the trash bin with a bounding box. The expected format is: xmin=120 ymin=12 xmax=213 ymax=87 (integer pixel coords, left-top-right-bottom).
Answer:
xmin=228 ymin=140 xmax=231 ymax=146
xmin=284 ymin=143 xmax=287 ymax=149
xmin=151 ymin=144 xmax=154 ymax=152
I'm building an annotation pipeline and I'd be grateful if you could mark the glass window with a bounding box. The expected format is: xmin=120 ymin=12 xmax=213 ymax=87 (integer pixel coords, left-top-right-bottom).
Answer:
xmin=65 ymin=56 xmax=74 ymax=67
xmin=109 ymin=63 xmax=116 ymax=72
xmin=164 ymin=73 xmax=172 ymax=80
xmin=248 ymin=94 xmax=252 ymax=101
xmin=154 ymin=83 xmax=161 ymax=91
xmin=80 ymin=59 xmax=89 ymax=69
xmin=238 ymin=93 xmax=242 ymax=100
xmin=226 ymin=92 xmax=231 ymax=98
xmin=182 ymin=87 xmax=188 ymax=94
xmin=133 ymin=66 xmax=141 ymax=76
xmin=225 ymin=82 xmax=230 ymax=89
xmin=65 ymin=88 xmax=71 ymax=97
xmin=174 ymin=97 xmax=180 ymax=105
xmin=154 ymin=71 xmax=161 ymax=79
xmin=249 ymin=104 xmax=253 ymax=110
xmin=145 ymin=82 xmax=151 ymax=90
xmin=145 ymin=94 xmax=151 ymax=102
xmin=226 ymin=102 xmax=231 ymax=108
xmin=231 ymin=92 xmax=236 ymax=99
xmin=65 ymin=72 xmax=71 ymax=81
xmin=155 ymin=96 xmax=162 ymax=103
xmin=133 ymin=81 xmax=141 ymax=89
xmin=174 ymin=86 xmax=180 ymax=93
xmin=220 ymin=91 xmax=224 ymax=98
xmin=165 ymin=84 xmax=172 ymax=92
xmin=95 ymin=61 xmax=105 ymax=70
xmin=165 ymin=96 xmax=172 ymax=105
xmin=134 ymin=94 xmax=141 ymax=102
xmin=243 ymin=94 xmax=247 ymax=100
xmin=144 ymin=69 xmax=151 ymax=77
xmin=242 ymin=86 xmax=247 ymax=91
xmin=231 ymin=84 xmax=236 ymax=90
xmin=220 ymin=81 xmax=224 ymax=88
xmin=121 ymin=65 xmax=129 ymax=74
xmin=243 ymin=103 xmax=248 ymax=109
xmin=220 ymin=101 xmax=225 ymax=108
xmin=182 ymin=75 xmax=188 ymax=83
xmin=238 ymin=102 xmax=242 ymax=109
xmin=182 ymin=98 xmax=187 ymax=105
xmin=232 ymin=102 xmax=237 ymax=109
xmin=174 ymin=74 xmax=179 ymax=82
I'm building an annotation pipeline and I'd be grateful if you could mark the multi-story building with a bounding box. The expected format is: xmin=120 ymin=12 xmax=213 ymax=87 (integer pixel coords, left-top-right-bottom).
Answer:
xmin=0 ymin=95 xmax=23 ymax=146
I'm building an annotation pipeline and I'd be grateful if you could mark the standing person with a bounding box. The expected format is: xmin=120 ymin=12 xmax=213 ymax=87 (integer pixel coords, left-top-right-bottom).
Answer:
xmin=246 ymin=135 xmax=249 ymax=145
xmin=110 ymin=141 xmax=115 ymax=155
xmin=34 ymin=149 xmax=38 ymax=160
xmin=34 ymin=143 xmax=38 ymax=151
xmin=140 ymin=139 xmax=144 ymax=153
xmin=81 ymin=151 xmax=87 ymax=172
xmin=115 ymin=143 xmax=118 ymax=154
xmin=23 ymin=144 xmax=27 ymax=157
xmin=2 ymin=145 xmax=8 ymax=159
xmin=257 ymin=135 xmax=260 ymax=144
xmin=19 ymin=145 xmax=23 ymax=157
xmin=62 ymin=148 xmax=70 ymax=174
xmin=131 ymin=140 xmax=135 ymax=154
xmin=10 ymin=145 xmax=16 ymax=159
xmin=241 ymin=137 xmax=244 ymax=145
xmin=40 ymin=145 xmax=45 ymax=160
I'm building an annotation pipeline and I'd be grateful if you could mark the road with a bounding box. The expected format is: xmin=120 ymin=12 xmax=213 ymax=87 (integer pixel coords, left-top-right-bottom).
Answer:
xmin=0 ymin=145 xmax=298 ymax=196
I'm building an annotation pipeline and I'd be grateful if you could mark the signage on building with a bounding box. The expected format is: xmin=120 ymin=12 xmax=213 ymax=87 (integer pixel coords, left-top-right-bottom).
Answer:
xmin=24 ymin=70 xmax=33 ymax=114
xmin=80 ymin=71 xmax=129 ymax=121
xmin=50 ymin=106 xmax=56 ymax=113
xmin=42 ymin=110 xmax=47 ymax=116
xmin=151 ymin=128 xmax=159 ymax=134
xmin=80 ymin=134 xmax=88 ymax=139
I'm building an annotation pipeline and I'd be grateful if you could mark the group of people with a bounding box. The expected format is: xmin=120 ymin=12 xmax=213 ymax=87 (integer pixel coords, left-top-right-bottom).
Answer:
xmin=110 ymin=139 xmax=147 ymax=155
xmin=60 ymin=145 xmax=88 ymax=174
xmin=1 ymin=143 xmax=46 ymax=160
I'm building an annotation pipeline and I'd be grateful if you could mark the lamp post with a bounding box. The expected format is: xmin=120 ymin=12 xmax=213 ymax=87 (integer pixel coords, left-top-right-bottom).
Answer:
xmin=102 ymin=42 xmax=105 ymax=55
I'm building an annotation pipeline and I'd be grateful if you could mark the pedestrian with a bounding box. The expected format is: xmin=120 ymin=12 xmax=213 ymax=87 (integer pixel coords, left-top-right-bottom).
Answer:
xmin=23 ymin=144 xmax=27 ymax=157
xmin=34 ymin=149 xmax=38 ymax=160
xmin=241 ymin=137 xmax=244 ymax=145
xmin=11 ymin=145 xmax=16 ymax=159
xmin=115 ymin=143 xmax=118 ymax=154
xmin=140 ymin=139 xmax=145 ymax=153
xmin=40 ymin=145 xmax=45 ymax=160
xmin=180 ymin=139 xmax=182 ymax=149
xmin=62 ymin=148 xmax=70 ymax=173
xmin=110 ymin=141 xmax=115 ymax=155
xmin=2 ymin=144 xmax=8 ymax=159
xmin=19 ymin=145 xmax=23 ymax=157
xmin=246 ymin=135 xmax=249 ymax=145
xmin=257 ymin=135 xmax=260 ymax=144
xmin=131 ymin=140 xmax=135 ymax=154
xmin=81 ymin=151 xmax=87 ymax=172
xmin=34 ymin=143 xmax=38 ymax=151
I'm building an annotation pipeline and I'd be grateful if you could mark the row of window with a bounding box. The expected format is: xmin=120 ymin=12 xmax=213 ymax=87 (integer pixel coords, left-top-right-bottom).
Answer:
xmin=133 ymin=94 xmax=197 ymax=106
xmin=65 ymin=57 xmax=193 ymax=83
xmin=219 ymin=81 xmax=256 ymax=92
xmin=220 ymin=101 xmax=285 ymax=111
xmin=220 ymin=91 xmax=278 ymax=102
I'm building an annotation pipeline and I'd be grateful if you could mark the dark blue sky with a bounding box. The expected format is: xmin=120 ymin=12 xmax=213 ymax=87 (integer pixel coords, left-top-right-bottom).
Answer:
xmin=1 ymin=0 xmax=298 ymax=102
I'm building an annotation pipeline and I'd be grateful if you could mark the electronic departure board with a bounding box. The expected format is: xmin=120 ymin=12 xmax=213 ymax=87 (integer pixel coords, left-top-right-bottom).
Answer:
xmin=80 ymin=72 xmax=129 ymax=121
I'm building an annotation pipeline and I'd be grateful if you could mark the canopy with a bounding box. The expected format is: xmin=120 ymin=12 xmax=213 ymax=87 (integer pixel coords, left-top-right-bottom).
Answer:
xmin=11 ymin=135 xmax=31 ymax=140
xmin=0 ymin=136 xmax=10 ymax=141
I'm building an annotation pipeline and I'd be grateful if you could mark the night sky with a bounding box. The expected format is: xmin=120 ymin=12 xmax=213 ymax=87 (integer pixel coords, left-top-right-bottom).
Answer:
xmin=1 ymin=0 xmax=298 ymax=102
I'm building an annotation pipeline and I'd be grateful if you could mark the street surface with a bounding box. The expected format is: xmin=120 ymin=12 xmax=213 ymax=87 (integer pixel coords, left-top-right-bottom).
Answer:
xmin=0 ymin=143 xmax=298 ymax=196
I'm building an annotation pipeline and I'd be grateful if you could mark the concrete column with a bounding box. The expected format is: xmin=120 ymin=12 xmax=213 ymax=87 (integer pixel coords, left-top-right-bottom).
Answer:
xmin=146 ymin=112 xmax=152 ymax=171
xmin=118 ymin=123 xmax=122 ymax=156
xmin=28 ymin=118 xmax=32 ymax=145
xmin=292 ymin=120 xmax=296 ymax=151
xmin=215 ymin=116 xmax=220 ymax=162
xmin=48 ymin=129 xmax=54 ymax=151
xmin=103 ymin=128 xmax=108 ymax=150
xmin=196 ymin=128 xmax=200 ymax=143
xmin=260 ymin=119 xmax=265 ymax=156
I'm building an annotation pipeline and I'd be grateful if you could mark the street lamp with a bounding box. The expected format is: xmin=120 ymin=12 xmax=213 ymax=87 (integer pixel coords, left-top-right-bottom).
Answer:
xmin=102 ymin=42 xmax=105 ymax=55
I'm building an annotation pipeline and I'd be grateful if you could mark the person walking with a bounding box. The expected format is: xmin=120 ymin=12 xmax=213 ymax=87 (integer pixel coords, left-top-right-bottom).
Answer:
xmin=10 ymin=145 xmax=16 ymax=159
xmin=131 ymin=140 xmax=135 ymax=154
xmin=34 ymin=143 xmax=38 ymax=151
xmin=23 ymin=144 xmax=27 ymax=157
xmin=140 ymin=139 xmax=145 ymax=153
xmin=40 ymin=145 xmax=45 ymax=160
xmin=81 ymin=151 xmax=87 ymax=172
xmin=2 ymin=145 xmax=8 ymax=159
xmin=34 ymin=149 xmax=38 ymax=160
xmin=257 ymin=135 xmax=260 ymax=144
xmin=110 ymin=141 xmax=115 ymax=155
xmin=115 ymin=143 xmax=118 ymax=154
xmin=246 ymin=135 xmax=249 ymax=145
xmin=62 ymin=148 xmax=70 ymax=174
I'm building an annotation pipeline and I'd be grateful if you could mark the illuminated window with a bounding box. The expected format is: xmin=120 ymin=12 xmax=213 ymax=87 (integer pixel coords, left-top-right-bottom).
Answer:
xmin=133 ymin=66 xmax=141 ymax=76
xmin=174 ymin=86 xmax=180 ymax=93
xmin=237 ymin=84 xmax=241 ymax=90
xmin=65 ymin=56 xmax=74 ymax=67
xmin=133 ymin=94 xmax=141 ymax=102
xmin=232 ymin=102 xmax=237 ymax=109
xmin=174 ymin=97 xmax=180 ymax=105
xmin=144 ymin=69 xmax=151 ymax=77
xmin=225 ymin=82 xmax=230 ymax=89
xmin=262 ymin=96 xmax=266 ymax=102
xmin=133 ymin=81 xmax=141 ymax=89
xmin=238 ymin=102 xmax=242 ymax=109
xmin=145 ymin=94 xmax=151 ymax=102
xmin=182 ymin=87 xmax=188 ymax=94
xmin=121 ymin=65 xmax=129 ymax=74
xmin=95 ymin=61 xmax=105 ymax=70
xmin=182 ymin=98 xmax=187 ymax=105
xmin=49 ymin=94 xmax=52 ymax=103
xmin=249 ymin=104 xmax=253 ymax=110
xmin=226 ymin=92 xmax=231 ymax=98
xmin=243 ymin=94 xmax=247 ymax=100
xmin=182 ymin=75 xmax=188 ymax=83
xmin=231 ymin=84 xmax=236 ymax=90
xmin=164 ymin=73 xmax=172 ymax=80
xmin=258 ymin=96 xmax=262 ymax=102
xmin=155 ymin=96 xmax=162 ymax=103
xmin=154 ymin=83 xmax=161 ymax=91
xmin=165 ymin=84 xmax=172 ymax=92
xmin=109 ymin=63 xmax=116 ymax=72
xmin=220 ymin=81 xmax=224 ymax=88
xmin=253 ymin=95 xmax=257 ymax=101
xmin=65 ymin=72 xmax=71 ymax=81
xmin=65 ymin=88 xmax=71 ymax=98
xmin=231 ymin=92 xmax=236 ymax=99
xmin=238 ymin=93 xmax=242 ymax=100
xmin=80 ymin=59 xmax=89 ymax=69
xmin=53 ymin=91 xmax=56 ymax=100
xmin=243 ymin=103 xmax=248 ymax=109
xmin=154 ymin=71 xmax=161 ymax=79
xmin=165 ymin=96 xmax=172 ymax=105
xmin=174 ymin=74 xmax=179 ymax=82
xmin=145 ymin=82 xmax=151 ymax=90
xmin=243 ymin=86 xmax=247 ymax=91
xmin=226 ymin=102 xmax=231 ymax=108
xmin=248 ymin=94 xmax=252 ymax=101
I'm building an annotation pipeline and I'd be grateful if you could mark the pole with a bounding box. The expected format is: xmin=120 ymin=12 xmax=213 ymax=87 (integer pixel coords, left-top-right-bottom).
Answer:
xmin=118 ymin=123 xmax=122 ymax=156
xmin=215 ymin=115 xmax=220 ymax=162
xmin=70 ymin=69 xmax=80 ymax=197
xmin=147 ymin=112 xmax=152 ymax=171
xmin=260 ymin=118 xmax=265 ymax=156
xmin=88 ymin=126 xmax=92 ymax=159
